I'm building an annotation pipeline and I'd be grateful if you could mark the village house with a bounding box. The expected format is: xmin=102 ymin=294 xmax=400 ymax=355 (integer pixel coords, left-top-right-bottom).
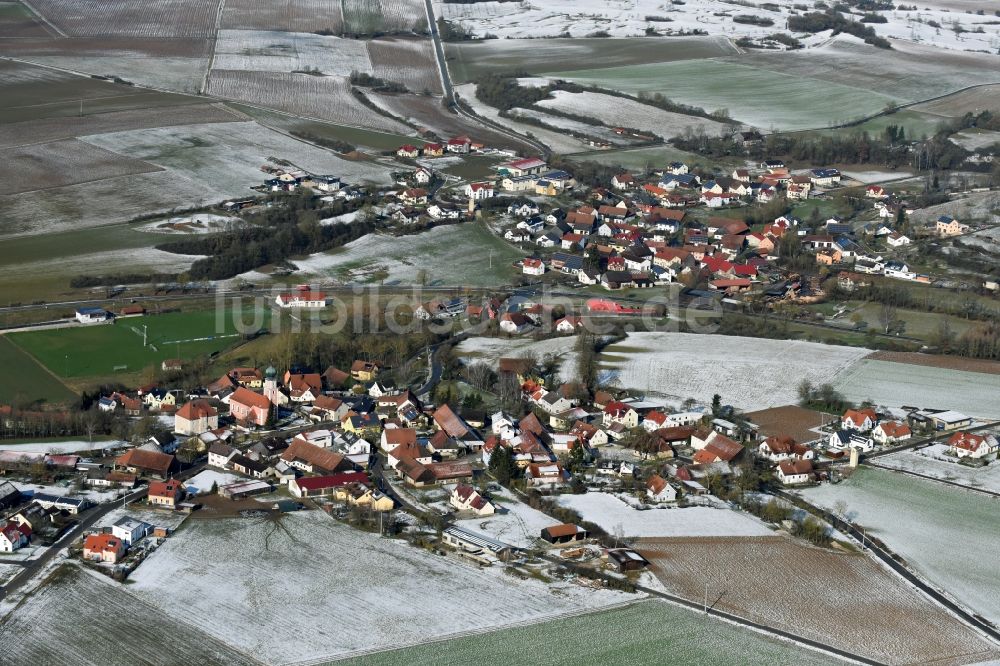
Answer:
xmin=522 ymin=257 xmax=545 ymax=276
xmin=174 ymin=400 xmax=218 ymax=436
xmin=602 ymin=401 xmax=639 ymax=428
xmin=148 ymin=480 xmax=183 ymax=509
xmin=777 ymin=459 xmax=814 ymax=485
xmin=450 ymin=484 xmax=495 ymax=516
xmin=82 ymin=533 xmax=126 ymax=563
xmin=275 ymin=291 xmax=326 ymax=308
xmin=111 ymin=516 xmax=152 ymax=546
xmin=465 ymin=181 xmax=495 ymax=200
xmin=842 ymin=408 xmax=877 ymax=432
xmin=350 ymin=360 xmax=380 ymax=382
xmin=499 ymin=311 xmax=534 ymax=334
xmin=646 ymin=474 xmax=677 ymax=503
xmin=948 ymin=432 xmax=999 ymax=459
xmin=872 ymin=421 xmax=911 ymax=445
xmin=0 ymin=521 xmax=30 ymax=553
xmin=401 ymin=188 xmax=428 ymax=206
xmin=525 ymin=462 xmax=566 ymax=488
xmin=207 ymin=441 xmax=237 ymax=469
xmin=757 ymin=435 xmax=814 ymax=462
xmin=935 ymin=215 xmax=969 ymax=237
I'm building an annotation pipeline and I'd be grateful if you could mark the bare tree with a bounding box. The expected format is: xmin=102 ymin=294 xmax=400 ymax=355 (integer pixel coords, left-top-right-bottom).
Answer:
xmin=878 ymin=303 xmax=897 ymax=334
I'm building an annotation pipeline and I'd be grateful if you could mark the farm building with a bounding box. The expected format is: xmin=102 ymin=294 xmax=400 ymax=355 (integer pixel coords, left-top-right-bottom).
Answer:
xmin=281 ymin=439 xmax=351 ymax=475
xmin=288 ymin=472 xmax=369 ymax=499
xmin=115 ymin=449 xmax=175 ymax=479
xmin=0 ymin=481 xmax=22 ymax=510
xmin=606 ymin=548 xmax=649 ymax=573
xmin=442 ymin=526 xmax=517 ymax=565
xmin=541 ymin=523 xmax=588 ymax=545
xmin=219 ymin=480 xmax=272 ymax=499
xmin=32 ymin=493 xmax=91 ymax=515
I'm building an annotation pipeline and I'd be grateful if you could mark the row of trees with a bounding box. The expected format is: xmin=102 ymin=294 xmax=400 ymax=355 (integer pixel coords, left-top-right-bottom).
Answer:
xmin=157 ymin=195 xmax=376 ymax=280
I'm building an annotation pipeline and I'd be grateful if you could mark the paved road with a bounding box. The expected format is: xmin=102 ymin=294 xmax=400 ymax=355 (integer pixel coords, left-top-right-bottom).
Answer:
xmin=776 ymin=489 xmax=1000 ymax=644
xmin=0 ymin=461 xmax=206 ymax=602
xmin=420 ymin=0 xmax=549 ymax=158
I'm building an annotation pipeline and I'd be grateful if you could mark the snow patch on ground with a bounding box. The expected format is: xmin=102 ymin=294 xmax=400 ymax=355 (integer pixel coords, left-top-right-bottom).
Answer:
xmin=0 ymin=440 xmax=123 ymax=453
xmin=600 ymin=332 xmax=870 ymax=410
xmin=184 ymin=470 xmax=242 ymax=495
xmin=455 ymin=487 xmax=561 ymax=548
xmin=556 ymin=492 xmax=772 ymax=538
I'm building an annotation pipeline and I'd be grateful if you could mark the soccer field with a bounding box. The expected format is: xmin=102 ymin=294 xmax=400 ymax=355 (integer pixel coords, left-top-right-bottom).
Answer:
xmin=9 ymin=308 xmax=270 ymax=379
xmin=0 ymin=335 xmax=77 ymax=405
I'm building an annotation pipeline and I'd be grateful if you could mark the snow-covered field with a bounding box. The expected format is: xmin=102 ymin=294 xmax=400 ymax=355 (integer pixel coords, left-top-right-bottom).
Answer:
xmin=833 ymin=359 xmax=1000 ymax=419
xmin=207 ymin=70 xmax=410 ymax=133
xmin=556 ymin=492 xmax=771 ymax=538
xmin=599 ymin=332 xmax=870 ymax=410
xmin=455 ymin=487 xmax=561 ymax=548
xmin=801 ymin=466 xmax=1000 ymax=624
xmin=874 ymin=442 xmax=1000 ymax=493
xmin=839 ymin=170 xmax=914 ymax=184
xmin=0 ymin=439 xmax=122 ymax=453
xmin=139 ymin=213 xmax=239 ymax=234
xmin=126 ymin=512 xmax=633 ymax=663
xmin=508 ymin=108 xmax=625 ymax=143
xmin=455 ymin=335 xmax=579 ymax=383
xmin=454 ymin=83 xmax=591 ymax=155
xmin=438 ymin=0 xmax=1000 ymax=51
xmin=82 ymin=121 xmax=395 ymax=195
xmin=213 ymin=30 xmax=373 ymax=76
xmin=2 ymin=246 xmax=206 ymax=280
xmin=950 ymin=129 xmax=1000 ymax=152
xmin=0 ymin=565 xmax=256 ymax=665
xmin=17 ymin=55 xmax=208 ymax=93
xmin=536 ymin=90 xmax=728 ymax=139
xmin=289 ymin=223 xmax=523 ymax=286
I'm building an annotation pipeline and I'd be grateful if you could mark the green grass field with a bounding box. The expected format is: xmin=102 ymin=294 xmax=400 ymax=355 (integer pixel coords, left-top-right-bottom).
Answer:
xmin=565 ymin=144 xmax=722 ymax=171
xmin=0 ymin=335 xmax=77 ymax=406
xmin=445 ymin=36 xmax=736 ymax=83
xmin=234 ymin=104 xmax=421 ymax=152
xmin=542 ymin=59 xmax=898 ymax=132
xmin=342 ymin=600 xmax=843 ymax=665
xmin=8 ymin=308 xmax=270 ymax=379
